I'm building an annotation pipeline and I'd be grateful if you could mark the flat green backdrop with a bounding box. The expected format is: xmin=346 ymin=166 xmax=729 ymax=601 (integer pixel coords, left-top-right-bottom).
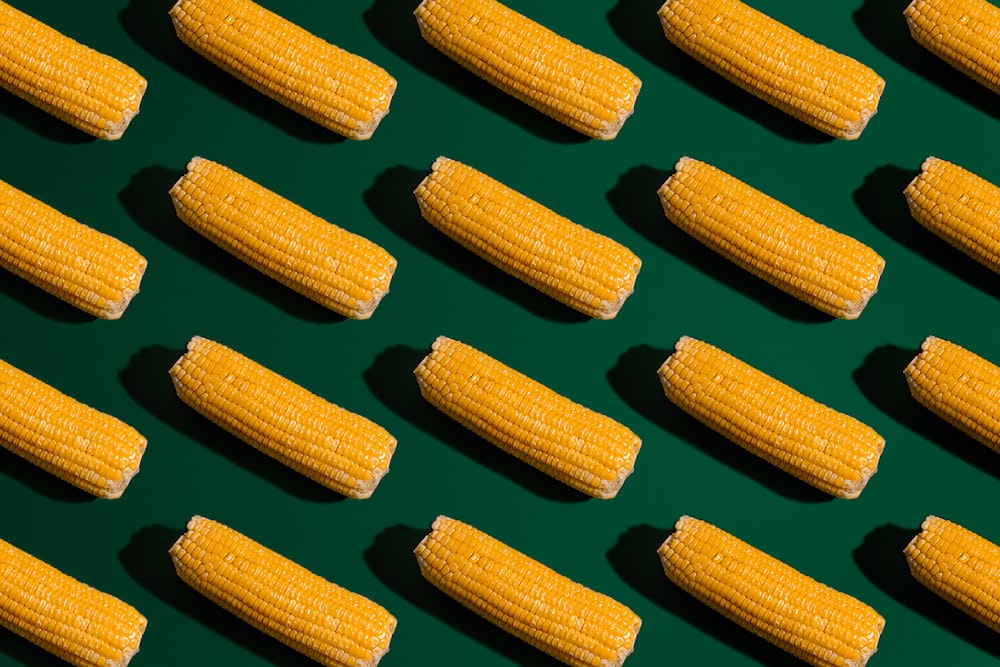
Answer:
xmin=2 ymin=0 xmax=999 ymax=665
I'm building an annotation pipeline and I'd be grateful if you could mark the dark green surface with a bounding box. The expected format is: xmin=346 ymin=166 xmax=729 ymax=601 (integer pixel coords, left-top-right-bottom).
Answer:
xmin=2 ymin=0 xmax=999 ymax=664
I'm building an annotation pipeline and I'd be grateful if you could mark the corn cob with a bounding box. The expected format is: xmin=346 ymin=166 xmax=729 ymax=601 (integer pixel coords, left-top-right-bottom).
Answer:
xmin=657 ymin=0 xmax=884 ymax=139
xmin=415 ymin=157 xmax=641 ymax=319
xmin=905 ymin=515 xmax=1000 ymax=632
xmin=658 ymin=157 xmax=885 ymax=319
xmin=0 ymin=535 xmax=146 ymax=667
xmin=0 ymin=357 xmax=146 ymax=499
xmin=905 ymin=0 xmax=1000 ymax=94
xmin=904 ymin=156 xmax=1000 ymax=273
xmin=0 ymin=179 xmax=146 ymax=320
xmin=414 ymin=336 xmax=641 ymax=499
xmin=660 ymin=516 xmax=885 ymax=667
xmin=169 ymin=336 xmax=396 ymax=499
xmin=904 ymin=335 xmax=1000 ymax=452
xmin=170 ymin=0 xmax=395 ymax=139
xmin=415 ymin=0 xmax=641 ymax=140
xmin=658 ymin=336 xmax=885 ymax=499
xmin=169 ymin=157 xmax=396 ymax=319
xmin=415 ymin=515 xmax=641 ymax=667
xmin=0 ymin=1 xmax=146 ymax=139
xmin=170 ymin=515 xmax=396 ymax=667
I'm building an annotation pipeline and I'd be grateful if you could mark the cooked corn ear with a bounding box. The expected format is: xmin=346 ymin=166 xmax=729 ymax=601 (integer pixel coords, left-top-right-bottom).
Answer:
xmin=170 ymin=515 xmax=396 ymax=667
xmin=415 ymin=515 xmax=641 ymax=667
xmin=415 ymin=156 xmax=641 ymax=319
xmin=0 ymin=535 xmax=146 ymax=667
xmin=415 ymin=0 xmax=641 ymax=139
xmin=658 ymin=157 xmax=884 ymax=319
xmin=905 ymin=0 xmax=1000 ymax=94
xmin=658 ymin=0 xmax=884 ymax=139
xmin=904 ymin=156 xmax=1000 ymax=273
xmin=658 ymin=336 xmax=885 ymax=498
xmin=0 ymin=179 xmax=146 ymax=319
xmin=905 ymin=515 xmax=1000 ymax=632
xmin=170 ymin=0 xmax=396 ymax=139
xmin=905 ymin=335 xmax=1000 ymax=452
xmin=414 ymin=336 xmax=641 ymax=498
xmin=169 ymin=157 xmax=396 ymax=319
xmin=660 ymin=516 xmax=885 ymax=667
xmin=0 ymin=1 xmax=146 ymax=139
xmin=170 ymin=336 xmax=396 ymax=498
xmin=0 ymin=357 xmax=146 ymax=499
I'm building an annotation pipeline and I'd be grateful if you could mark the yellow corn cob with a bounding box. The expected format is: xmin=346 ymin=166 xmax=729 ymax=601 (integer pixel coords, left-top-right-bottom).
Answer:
xmin=659 ymin=516 xmax=885 ymax=667
xmin=414 ymin=157 xmax=641 ymax=319
xmin=0 ymin=535 xmax=146 ymax=667
xmin=169 ymin=157 xmax=396 ymax=319
xmin=414 ymin=336 xmax=641 ymax=499
xmin=904 ymin=335 xmax=1000 ymax=452
xmin=0 ymin=357 xmax=146 ymax=499
xmin=904 ymin=156 xmax=1000 ymax=273
xmin=0 ymin=179 xmax=146 ymax=320
xmin=414 ymin=0 xmax=641 ymax=140
xmin=170 ymin=515 xmax=396 ymax=667
xmin=657 ymin=0 xmax=884 ymax=139
xmin=0 ymin=1 xmax=146 ymax=139
xmin=170 ymin=0 xmax=396 ymax=139
xmin=905 ymin=0 xmax=1000 ymax=94
xmin=658 ymin=336 xmax=885 ymax=499
xmin=169 ymin=336 xmax=396 ymax=499
xmin=658 ymin=157 xmax=885 ymax=319
xmin=905 ymin=515 xmax=1000 ymax=632
xmin=415 ymin=515 xmax=641 ymax=667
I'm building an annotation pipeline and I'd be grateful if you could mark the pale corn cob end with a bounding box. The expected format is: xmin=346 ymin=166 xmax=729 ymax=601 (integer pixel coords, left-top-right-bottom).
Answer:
xmin=905 ymin=0 xmax=1000 ymax=95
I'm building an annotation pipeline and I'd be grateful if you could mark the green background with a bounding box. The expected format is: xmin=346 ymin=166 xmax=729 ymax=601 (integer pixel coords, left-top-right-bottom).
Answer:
xmin=1 ymin=0 xmax=999 ymax=665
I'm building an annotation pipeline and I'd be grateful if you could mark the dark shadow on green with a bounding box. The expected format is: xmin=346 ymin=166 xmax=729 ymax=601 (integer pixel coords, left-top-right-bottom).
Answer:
xmin=365 ymin=524 xmax=558 ymax=666
xmin=854 ymin=344 xmax=1000 ymax=481
xmin=607 ymin=0 xmax=830 ymax=144
xmin=854 ymin=165 xmax=1000 ymax=301
xmin=0 ymin=446 xmax=94 ymax=503
xmin=119 ymin=524 xmax=319 ymax=667
xmin=0 ymin=629 xmax=70 ymax=667
xmin=364 ymin=166 xmax=589 ymax=324
xmin=854 ymin=524 xmax=1000 ymax=659
xmin=608 ymin=524 xmax=804 ymax=667
xmin=854 ymin=0 xmax=1000 ymax=122
xmin=118 ymin=0 xmax=341 ymax=143
xmin=0 ymin=274 xmax=94 ymax=323
xmin=119 ymin=166 xmax=343 ymax=323
xmin=608 ymin=344 xmax=830 ymax=502
xmin=0 ymin=91 xmax=95 ymax=144
xmin=119 ymin=345 xmax=340 ymax=502
xmin=609 ymin=166 xmax=831 ymax=324
xmin=364 ymin=0 xmax=586 ymax=144
xmin=364 ymin=345 xmax=586 ymax=503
